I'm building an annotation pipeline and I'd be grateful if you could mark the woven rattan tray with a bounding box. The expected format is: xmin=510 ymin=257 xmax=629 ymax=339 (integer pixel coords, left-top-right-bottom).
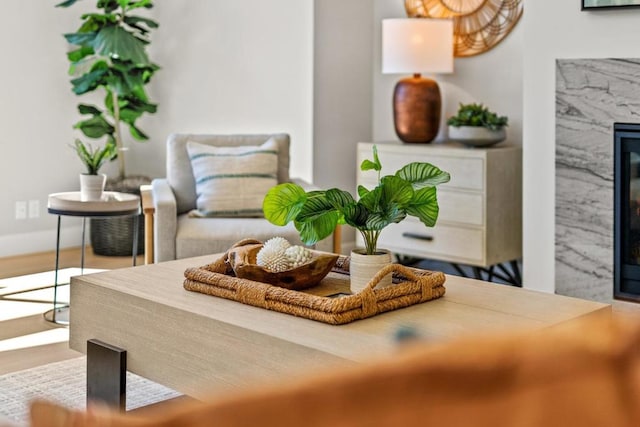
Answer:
xmin=183 ymin=251 xmax=446 ymax=325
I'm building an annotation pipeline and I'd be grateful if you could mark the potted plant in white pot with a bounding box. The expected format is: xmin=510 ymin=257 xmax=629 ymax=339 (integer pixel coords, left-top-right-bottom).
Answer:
xmin=57 ymin=0 xmax=160 ymax=255
xmin=447 ymin=103 xmax=508 ymax=147
xmin=263 ymin=145 xmax=450 ymax=293
xmin=72 ymin=139 xmax=117 ymax=201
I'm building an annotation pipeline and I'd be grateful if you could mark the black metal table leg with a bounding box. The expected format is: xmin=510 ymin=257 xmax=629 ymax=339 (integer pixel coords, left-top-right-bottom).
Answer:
xmin=43 ymin=216 xmax=69 ymax=324
xmin=81 ymin=216 xmax=86 ymax=275
xmin=52 ymin=216 xmax=62 ymax=323
xmin=87 ymin=339 xmax=127 ymax=411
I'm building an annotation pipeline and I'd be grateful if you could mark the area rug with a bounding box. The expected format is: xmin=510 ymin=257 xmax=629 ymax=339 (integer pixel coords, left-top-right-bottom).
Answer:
xmin=0 ymin=357 xmax=181 ymax=425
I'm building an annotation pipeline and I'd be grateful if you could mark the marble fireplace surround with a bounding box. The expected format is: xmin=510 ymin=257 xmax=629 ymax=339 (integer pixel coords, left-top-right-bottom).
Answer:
xmin=556 ymin=58 xmax=640 ymax=302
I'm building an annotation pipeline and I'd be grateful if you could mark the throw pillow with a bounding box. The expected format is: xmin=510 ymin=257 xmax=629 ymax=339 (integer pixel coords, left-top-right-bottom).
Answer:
xmin=186 ymin=138 xmax=279 ymax=217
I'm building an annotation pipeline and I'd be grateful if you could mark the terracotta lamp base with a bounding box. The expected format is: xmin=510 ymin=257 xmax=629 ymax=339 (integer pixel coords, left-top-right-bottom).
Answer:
xmin=393 ymin=74 xmax=441 ymax=143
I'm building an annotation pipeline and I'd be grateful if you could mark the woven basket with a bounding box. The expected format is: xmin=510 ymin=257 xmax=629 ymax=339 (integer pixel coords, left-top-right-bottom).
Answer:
xmin=90 ymin=175 xmax=148 ymax=256
xmin=90 ymin=216 xmax=144 ymax=256
xmin=183 ymin=246 xmax=446 ymax=325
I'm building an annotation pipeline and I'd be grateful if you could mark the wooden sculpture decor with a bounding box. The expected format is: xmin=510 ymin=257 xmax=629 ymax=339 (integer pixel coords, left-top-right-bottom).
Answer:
xmin=404 ymin=0 xmax=523 ymax=57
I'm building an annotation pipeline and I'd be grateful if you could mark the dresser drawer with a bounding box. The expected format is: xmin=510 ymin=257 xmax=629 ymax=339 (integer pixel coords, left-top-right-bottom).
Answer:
xmin=357 ymin=219 xmax=484 ymax=264
xmin=435 ymin=190 xmax=484 ymax=226
xmin=357 ymin=178 xmax=484 ymax=226
xmin=358 ymin=148 xmax=484 ymax=191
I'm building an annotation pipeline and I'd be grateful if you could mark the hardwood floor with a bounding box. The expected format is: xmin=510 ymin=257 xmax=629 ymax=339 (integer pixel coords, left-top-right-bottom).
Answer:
xmin=0 ymin=247 xmax=142 ymax=375
xmin=0 ymin=246 xmax=143 ymax=279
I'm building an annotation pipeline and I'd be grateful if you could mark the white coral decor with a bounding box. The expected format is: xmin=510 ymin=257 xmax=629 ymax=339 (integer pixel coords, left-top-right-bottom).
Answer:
xmin=263 ymin=236 xmax=291 ymax=252
xmin=285 ymin=245 xmax=312 ymax=268
xmin=256 ymin=237 xmax=313 ymax=271
xmin=256 ymin=245 xmax=290 ymax=272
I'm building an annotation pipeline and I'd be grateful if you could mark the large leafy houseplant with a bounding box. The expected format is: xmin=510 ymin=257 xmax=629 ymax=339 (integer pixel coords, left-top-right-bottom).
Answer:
xmin=263 ymin=146 xmax=451 ymax=255
xmin=57 ymin=0 xmax=159 ymax=180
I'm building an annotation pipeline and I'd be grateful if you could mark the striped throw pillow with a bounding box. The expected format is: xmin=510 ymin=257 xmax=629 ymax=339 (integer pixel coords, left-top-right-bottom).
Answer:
xmin=186 ymin=139 xmax=279 ymax=217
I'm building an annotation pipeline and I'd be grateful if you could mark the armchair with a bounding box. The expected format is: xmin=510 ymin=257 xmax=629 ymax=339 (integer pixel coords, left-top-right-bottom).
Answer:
xmin=142 ymin=133 xmax=338 ymax=263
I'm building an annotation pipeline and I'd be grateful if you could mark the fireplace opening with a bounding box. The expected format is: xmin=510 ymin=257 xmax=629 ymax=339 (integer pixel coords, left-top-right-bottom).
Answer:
xmin=614 ymin=122 xmax=640 ymax=301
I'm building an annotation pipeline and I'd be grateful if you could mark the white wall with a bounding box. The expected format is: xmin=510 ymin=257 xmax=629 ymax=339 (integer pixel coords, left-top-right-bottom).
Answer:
xmin=0 ymin=1 xmax=313 ymax=257
xmin=373 ymin=0 xmax=523 ymax=147
xmin=143 ymin=1 xmax=313 ymax=181
xmin=313 ymin=0 xmax=374 ymax=252
xmin=523 ymin=1 xmax=640 ymax=292
xmin=0 ymin=2 xmax=91 ymax=258
xmin=313 ymin=0 xmax=373 ymax=191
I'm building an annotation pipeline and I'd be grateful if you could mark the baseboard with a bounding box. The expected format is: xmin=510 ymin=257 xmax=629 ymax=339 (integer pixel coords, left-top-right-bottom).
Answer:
xmin=0 ymin=226 xmax=84 ymax=258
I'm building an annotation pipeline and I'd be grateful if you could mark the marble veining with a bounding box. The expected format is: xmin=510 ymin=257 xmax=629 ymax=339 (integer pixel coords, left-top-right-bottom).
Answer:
xmin=556 ymin=58 xmax=640 ymax=302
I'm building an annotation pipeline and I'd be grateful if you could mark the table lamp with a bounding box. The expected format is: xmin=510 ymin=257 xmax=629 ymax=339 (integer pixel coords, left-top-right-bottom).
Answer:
xmin=382 ymin=18 xmax=453 ymax=143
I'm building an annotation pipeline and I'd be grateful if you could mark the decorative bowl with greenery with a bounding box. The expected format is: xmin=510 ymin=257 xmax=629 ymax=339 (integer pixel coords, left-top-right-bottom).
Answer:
xmin=263 ymin=145 xmax=450 ymax=255
xmin=447 ymin=103 xmax=508 ymax=130
xmin=447 ymin=103 xmax=508 ymax=147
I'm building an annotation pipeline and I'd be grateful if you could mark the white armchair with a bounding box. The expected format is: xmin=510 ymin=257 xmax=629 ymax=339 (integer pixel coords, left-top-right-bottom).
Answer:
xmin=142 ymin=133 xmax=338 ymax=263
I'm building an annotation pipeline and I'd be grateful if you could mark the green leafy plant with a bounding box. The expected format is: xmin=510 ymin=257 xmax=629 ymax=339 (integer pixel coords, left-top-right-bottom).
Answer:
xmin=57 ymin=0 xmax=159 ymax=180
xmin=71 ymin=139 xmax=118 ymax=175
xmin=447 ymin=103 xmax=508 ymax=131
xmin=263 ymin=146 xmax=450 ymax=255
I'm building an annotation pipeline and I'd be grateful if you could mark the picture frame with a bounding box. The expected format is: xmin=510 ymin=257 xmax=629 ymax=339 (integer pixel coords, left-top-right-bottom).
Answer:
xmin=582 ymin=0 xmax=640 ymax=9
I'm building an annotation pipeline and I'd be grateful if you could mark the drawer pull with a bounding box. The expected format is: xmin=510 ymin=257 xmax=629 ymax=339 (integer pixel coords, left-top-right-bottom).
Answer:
xmin=402 ymin=232 xmax=434 ymax=242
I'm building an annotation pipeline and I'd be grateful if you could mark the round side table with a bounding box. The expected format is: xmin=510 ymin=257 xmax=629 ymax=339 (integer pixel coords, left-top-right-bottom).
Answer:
xmin=45 ymin=192 xmax=141 ymax=325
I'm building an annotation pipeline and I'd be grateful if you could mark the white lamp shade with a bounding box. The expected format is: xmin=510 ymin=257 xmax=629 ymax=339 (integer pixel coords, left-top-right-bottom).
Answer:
xmin=382 ymin=18 xmax=453 ymax=75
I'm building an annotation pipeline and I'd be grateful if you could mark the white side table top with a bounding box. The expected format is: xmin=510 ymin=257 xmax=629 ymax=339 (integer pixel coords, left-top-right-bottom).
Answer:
xmin=48 ymin=192 xmax=140 ymax=215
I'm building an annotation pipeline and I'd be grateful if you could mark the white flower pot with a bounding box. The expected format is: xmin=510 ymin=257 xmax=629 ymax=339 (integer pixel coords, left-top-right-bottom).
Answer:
xmin=448 ymin=125 xmax=506 ymax=147
xmin=349 ymin=249 xmax=393 ymax=294
xmin=79 ymin=174 xmax=106 ymax=201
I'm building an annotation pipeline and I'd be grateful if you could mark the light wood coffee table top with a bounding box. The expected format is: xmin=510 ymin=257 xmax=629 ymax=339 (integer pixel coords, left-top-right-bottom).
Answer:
xmin=69 ymin=254 xmax=610 ymax=399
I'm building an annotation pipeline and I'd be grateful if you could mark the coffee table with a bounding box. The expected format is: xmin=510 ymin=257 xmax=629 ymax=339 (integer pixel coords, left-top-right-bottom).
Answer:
xmin=69 ymin=255 xmax=610 ymax=408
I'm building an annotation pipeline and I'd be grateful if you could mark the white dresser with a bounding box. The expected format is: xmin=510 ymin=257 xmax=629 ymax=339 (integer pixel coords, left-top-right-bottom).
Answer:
xmin=356 ymin=141 xmax=522 ymax=268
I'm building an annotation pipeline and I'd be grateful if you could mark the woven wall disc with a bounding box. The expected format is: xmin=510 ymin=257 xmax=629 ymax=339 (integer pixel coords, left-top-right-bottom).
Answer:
xmin=404 ymin=0 xmax=523 ymax=57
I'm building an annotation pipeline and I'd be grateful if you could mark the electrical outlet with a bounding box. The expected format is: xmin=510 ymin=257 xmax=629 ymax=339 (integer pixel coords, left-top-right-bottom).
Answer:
xmin=28 ymin=200 xmax=40 ymax=218
xmin=15 ymin=201 xmax=27 ymax=220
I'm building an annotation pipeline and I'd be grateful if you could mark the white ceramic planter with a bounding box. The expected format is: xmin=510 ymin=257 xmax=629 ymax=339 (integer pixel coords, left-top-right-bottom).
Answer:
xmin=448 ymin=125 xmax=506 ymax=147
xmin=349 ymin=249 xmax=393 ymax=294
xmin=79 ymin=174 xmax=106 ymax=201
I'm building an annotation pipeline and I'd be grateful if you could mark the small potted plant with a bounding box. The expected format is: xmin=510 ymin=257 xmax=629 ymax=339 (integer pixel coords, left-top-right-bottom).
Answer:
xmin=447 ymin=103 xmax=508 ymax=147
xmin=263 ymin=145 xmax=450 ymax=292
xmin=72 ymin=139 xmax=117 ymax=201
